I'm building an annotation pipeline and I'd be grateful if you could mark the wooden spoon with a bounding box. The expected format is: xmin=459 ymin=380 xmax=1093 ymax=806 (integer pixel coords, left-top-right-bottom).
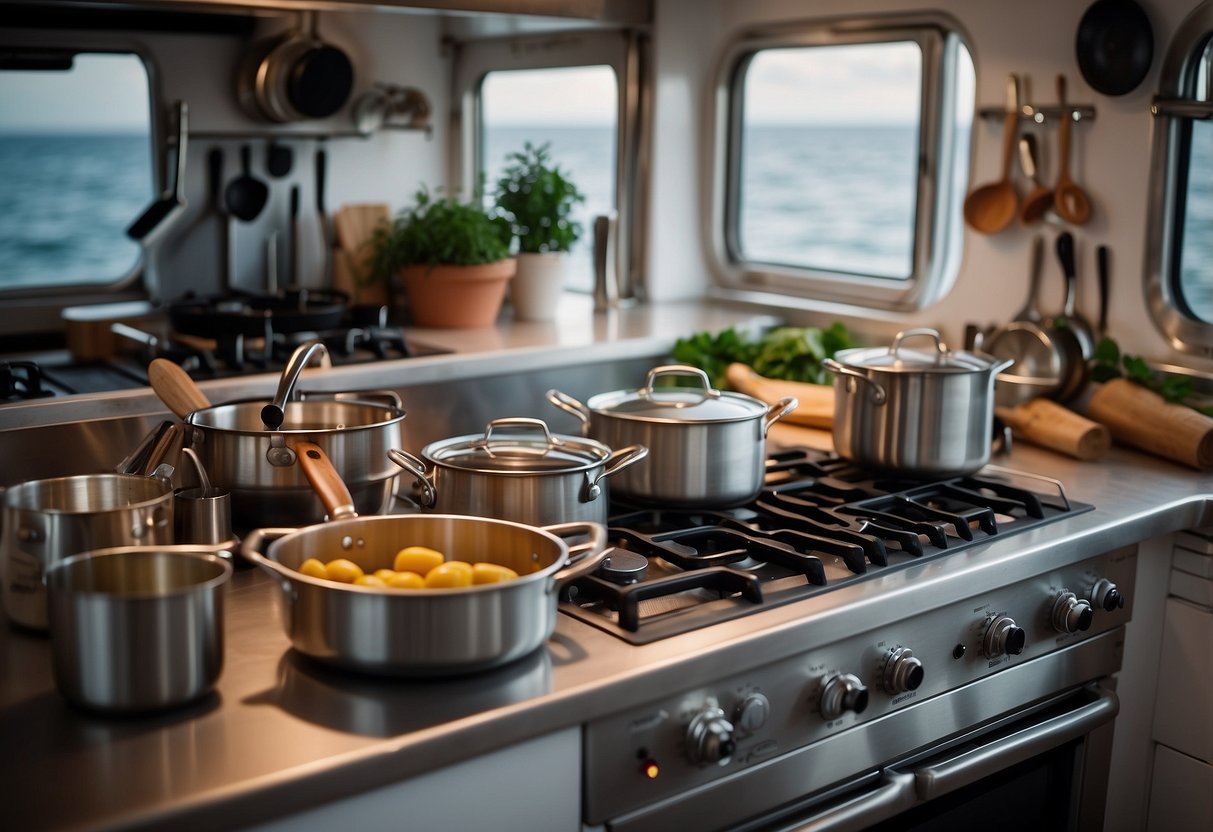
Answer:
xmin=963 ymin=74 xmax=1021 ymax=234
xmin=148 ymin=358 xmax=211 ymax=419
xmin=1053 ymin=75 xmax=1093 ymax=225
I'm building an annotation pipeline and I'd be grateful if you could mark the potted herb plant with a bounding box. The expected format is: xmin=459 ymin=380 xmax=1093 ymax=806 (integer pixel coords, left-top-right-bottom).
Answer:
xmin=367 ymin=188 xmax=515 ymax=328
xmin=494 ymin=142 xmax=585 ymax=321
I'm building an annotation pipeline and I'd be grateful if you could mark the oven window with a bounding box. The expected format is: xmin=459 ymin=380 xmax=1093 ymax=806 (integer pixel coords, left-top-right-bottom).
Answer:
xmin=480 ymin=66 xmax=619 ymax=293
xmin=710 ymin=17 xmax=974 ymax=311
xmin=0 ymin=52 xmax=152 ymax=292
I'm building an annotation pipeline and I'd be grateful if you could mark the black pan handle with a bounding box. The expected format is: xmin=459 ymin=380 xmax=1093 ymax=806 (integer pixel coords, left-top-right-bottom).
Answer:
xmin=1097 ymin=245 xmax=1110 ymax=337
xmin=1055 ymin=231 xmax=1077 ymax=316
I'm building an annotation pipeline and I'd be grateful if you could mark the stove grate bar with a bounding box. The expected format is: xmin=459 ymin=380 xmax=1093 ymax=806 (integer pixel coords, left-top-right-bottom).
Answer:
xmin=571 ymin=567 xmax=764 ymax=632
xmin=939 ymin=483 xmax=1040 ymax=519
xmin=755 ymin=499 xmax=891 ymax=565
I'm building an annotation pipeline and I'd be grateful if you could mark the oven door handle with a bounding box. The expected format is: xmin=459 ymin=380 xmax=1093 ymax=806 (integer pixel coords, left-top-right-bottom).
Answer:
xmin=912 ymin=686 xmax=1119 ymax=802
xmin=774 ymin=770 xmax=917 ymax=832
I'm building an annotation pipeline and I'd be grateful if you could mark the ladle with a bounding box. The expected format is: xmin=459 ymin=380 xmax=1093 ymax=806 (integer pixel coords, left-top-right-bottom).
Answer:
xmin=963 ymin=74 xmax=1020 ymax=234
xmin=148 ymin=358 xmax=212 ymax=419
xmin=1017 ymin=134 xmax=1054 ymax=224
xmin=260 ymin=341 xmax=331 ymax=429
xmin=225 ymin=144 xmax=269 ymax=223
xmin=1053 ymin=75 xmax=1093 ymax=225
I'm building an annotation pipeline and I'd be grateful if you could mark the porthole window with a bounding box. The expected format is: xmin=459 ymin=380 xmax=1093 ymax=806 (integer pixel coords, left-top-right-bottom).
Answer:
xmin=709 ymin=16 xmax=974 ymax=311
xmin=0 ymin=52 xmax=152 ymax=293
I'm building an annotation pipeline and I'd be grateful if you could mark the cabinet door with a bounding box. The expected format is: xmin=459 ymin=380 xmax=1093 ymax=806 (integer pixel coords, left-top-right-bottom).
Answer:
xmin=1147 ymin=744 xmax=1213 ymax=831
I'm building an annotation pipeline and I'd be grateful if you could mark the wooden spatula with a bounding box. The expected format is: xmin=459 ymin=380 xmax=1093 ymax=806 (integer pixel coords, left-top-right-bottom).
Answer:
xmin=148 ymin=358 xmax=211 ymax=419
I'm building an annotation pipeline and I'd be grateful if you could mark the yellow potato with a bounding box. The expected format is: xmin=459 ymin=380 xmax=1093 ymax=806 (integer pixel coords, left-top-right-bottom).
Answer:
xmin=355 ymin=574 xmax=388 ymax=588
xmin=472 ymin=562 xmax=519 ymax=584
xmin=373 ymin=568 xmax=397 ymax=582
xmin=424 ymin=560 xmax=474 ymax=588
xmin=325 ymin=558 xmax=364 ymax=584
xmin=299 ymin=558 xmax=328 ymax=579
xmin=393 ymin=546 xmax=446 ymax=576
xmin=387 ymin=571 xmax=425 ymax=589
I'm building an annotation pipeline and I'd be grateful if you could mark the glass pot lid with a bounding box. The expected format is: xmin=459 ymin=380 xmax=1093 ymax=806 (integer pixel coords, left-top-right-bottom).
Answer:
xmin=424 ymin=418 xmax=610 ymax=473
xmin=588 ymin=365 xmax=768 ymax=423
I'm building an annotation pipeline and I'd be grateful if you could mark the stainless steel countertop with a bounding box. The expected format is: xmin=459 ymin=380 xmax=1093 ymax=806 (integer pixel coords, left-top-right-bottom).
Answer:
xmin=2 ymin=438 xmax=1210 ymax=832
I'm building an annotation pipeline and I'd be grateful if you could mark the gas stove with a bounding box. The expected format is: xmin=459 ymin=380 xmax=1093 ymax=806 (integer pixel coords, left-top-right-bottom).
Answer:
xmin=562 ymin=447 xmax=1091 ymax=643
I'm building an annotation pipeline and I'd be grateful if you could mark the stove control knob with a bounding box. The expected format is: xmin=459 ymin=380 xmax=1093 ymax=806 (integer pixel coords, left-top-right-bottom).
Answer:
xmin=685 ymin=700 xmax=735 ymax=766
xmin=819 ymin=673 xmax=870 ymax=721
xmin=1091 ymin=578 xmax=1125 ymax=613
xmin=1051 ymin=591 xmax=1094 ymax=633
xmin=983 ymin=615 xmax=1027 ymax=658
xmin=882 ymin=647 xmax=925 ymax=694
xmin=734 ymin=693 xmax=771 ymax=733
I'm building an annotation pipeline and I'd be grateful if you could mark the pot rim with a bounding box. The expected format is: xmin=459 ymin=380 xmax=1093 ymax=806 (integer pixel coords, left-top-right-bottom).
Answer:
xmin=4 ymin=472 xmax=173 ymax=514
xmin=422 ymin=418 xmax=612 ymax=475
xmin=831 ymin=328 xmax=1009 ymax=375
xmin=45 ymin=546 xmax=232 ymax=599
xmin=248 ymin=513 xmax=573 ymax=597
xmin=187 ymin=397 xmax=406 ymax=436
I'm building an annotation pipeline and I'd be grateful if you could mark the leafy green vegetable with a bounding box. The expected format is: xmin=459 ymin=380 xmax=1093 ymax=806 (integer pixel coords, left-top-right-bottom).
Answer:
xmin=671 ymin=323 xmax=853 ymax=388
xmin=1092 ymin=335 xmax=1213 ymax=416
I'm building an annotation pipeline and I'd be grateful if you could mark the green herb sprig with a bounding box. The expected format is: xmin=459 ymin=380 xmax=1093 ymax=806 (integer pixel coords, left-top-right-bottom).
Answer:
xmin=1092 ymin=336 xmax=1213 ymax=416
xmin=671 ymin=323 xmax=852 ymax=389
xmin=494 ymin=143 xmax=585 ymax=254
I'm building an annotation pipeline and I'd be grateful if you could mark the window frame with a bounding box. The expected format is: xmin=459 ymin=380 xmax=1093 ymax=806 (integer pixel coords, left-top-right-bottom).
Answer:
xmin=1146 ymin=1 xmax=1213 ymax=359
xmin=706 ymin=13 xmax=973 ymax=312
xmin=450 ymin=28 xmax=649 ymax=301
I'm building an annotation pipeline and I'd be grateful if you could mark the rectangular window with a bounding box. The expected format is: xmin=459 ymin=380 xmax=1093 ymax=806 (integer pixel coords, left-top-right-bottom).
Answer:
xmin=711 ymin=18 xmax=975 ymax=311
xmin=1176 ymin=41 xmax=1213 ymax=323
xmin=0 ymin=52 xmax=153 ymax=292
xmin=480 ymin=66 xmax=619 ymax=293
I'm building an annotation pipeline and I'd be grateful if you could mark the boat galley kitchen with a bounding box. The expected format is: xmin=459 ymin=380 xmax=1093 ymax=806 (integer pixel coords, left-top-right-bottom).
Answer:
xmin=2 ymin=1 xmax=1213 ymax=832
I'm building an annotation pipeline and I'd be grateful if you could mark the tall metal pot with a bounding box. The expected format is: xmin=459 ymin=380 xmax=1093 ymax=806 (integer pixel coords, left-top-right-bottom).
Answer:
xmin=822 ymin=328 xmax=1014 ymax=477
xmin=547 ymin=365 xmax=796 ymax=507
xmin=388 ymin=417 xmax=648 ymax=527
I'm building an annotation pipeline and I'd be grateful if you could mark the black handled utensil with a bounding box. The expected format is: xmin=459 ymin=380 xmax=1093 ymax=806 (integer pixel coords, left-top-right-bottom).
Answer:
xmin=127 ymin=101 xmax=189 ymax=241
xmin=226 ymin=144 xmax=269 ymax=223
xmin=1097 ymin=245 xmax=1110 ymax=337
xmin=316 ymin=144 xmax=331 ymax=285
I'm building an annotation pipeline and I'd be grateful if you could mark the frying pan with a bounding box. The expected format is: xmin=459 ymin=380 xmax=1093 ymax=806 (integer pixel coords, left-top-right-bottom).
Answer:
xmin=237 ymin=12 xmax=354 ymax=123
xmin=1048 ymin=231 xmax=1095 ymax=402
xmin=167 ymin=287 xmax=349 ymax=338
xmin=1076 ymin=0 xmax=1154 ymax=96
xmin=985 ymin=236 xmax=1068 ymax=407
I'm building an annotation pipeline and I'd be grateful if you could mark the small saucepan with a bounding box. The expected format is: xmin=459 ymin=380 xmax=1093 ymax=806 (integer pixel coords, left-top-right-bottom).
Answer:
xmin=547 ymin=365 xmax=796 ymax=507
xmin=388 ymin=418 xmax=647 ymax=527
xmin=241 ymin=442 xmax=608 ymax=676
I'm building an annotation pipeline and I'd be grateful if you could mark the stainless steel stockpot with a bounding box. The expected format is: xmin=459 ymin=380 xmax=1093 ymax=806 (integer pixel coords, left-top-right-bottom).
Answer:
xmin=44 ymin=546 xmax=231 ymax=713
xmin=388 ymin=418 xmax=648 ymax=527
xmin=822 ymin=328 xmax=1014 ymax=477
xmin=185 ymin=392 xmax=406 ymax=531
xmin=2 ymin=470 xmax=175 ymax=631
xmin=547 ymin=365 xmax=796 ymax=507
xmin=242 ymin=515 xmax=607 ymax=676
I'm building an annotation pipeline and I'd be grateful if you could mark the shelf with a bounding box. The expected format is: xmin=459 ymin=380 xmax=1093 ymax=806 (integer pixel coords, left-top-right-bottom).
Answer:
xmin=978 ymin=104 xmax=1096 ymax=125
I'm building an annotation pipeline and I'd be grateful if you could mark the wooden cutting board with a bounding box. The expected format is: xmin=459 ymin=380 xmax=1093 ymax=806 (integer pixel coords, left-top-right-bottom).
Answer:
xmin=767 ymin=421 xmax=835 ymax=453
xmin=725 ymin=363 xmax=835 ymax=430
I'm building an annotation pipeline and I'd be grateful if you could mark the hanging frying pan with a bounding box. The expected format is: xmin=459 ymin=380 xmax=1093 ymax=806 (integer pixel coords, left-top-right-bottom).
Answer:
xmin=1076 ymin=0 xmax=1154 ymax=96
xmin=237 ymin=11 xmax=354 ymax=123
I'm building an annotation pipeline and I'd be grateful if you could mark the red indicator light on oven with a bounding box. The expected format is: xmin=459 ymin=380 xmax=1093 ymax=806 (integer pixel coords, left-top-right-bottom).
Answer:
xmin=642 ymin=759 xmax=660 ymax=779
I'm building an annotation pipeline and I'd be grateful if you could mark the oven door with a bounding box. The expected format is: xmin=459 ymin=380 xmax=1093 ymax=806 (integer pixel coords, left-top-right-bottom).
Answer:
xmin=747 ymin=684 xmax=1118 ymax=832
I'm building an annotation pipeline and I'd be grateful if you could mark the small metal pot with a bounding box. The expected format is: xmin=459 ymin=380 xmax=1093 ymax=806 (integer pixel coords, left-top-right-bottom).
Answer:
xmin=388 ymin=418 xmax=648 ymax=527
xmin=822 ymin=328 xmax=1014 ymax=477
xmin=242 ymin=515 xmax=607 ymax=677
xmin=547 ymin=365 xmax=796 ymax=507
xmin=45 ymin=546 xmax=231 ymax=714
xmin=2 ymin=469 xmax=175 ymax=631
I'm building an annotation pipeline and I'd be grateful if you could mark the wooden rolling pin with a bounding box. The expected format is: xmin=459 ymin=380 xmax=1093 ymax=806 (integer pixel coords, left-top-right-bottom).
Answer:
xmin=725 ymin=363 xmax=834 ymax=429
xmin=995 ymin=398 xmax=1111 ymax=461
xmin=1087 ymin=378 xmax=1213 ymax=471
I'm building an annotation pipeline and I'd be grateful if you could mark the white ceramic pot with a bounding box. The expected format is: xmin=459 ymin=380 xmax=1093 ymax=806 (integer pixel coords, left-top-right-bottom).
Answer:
xmin=511 ymin=252 xmax=569 ymax=322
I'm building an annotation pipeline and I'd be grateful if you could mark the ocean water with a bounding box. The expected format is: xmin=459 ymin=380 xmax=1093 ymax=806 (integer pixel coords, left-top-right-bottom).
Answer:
xmin=0 ymin=133 xmax=151 ymax=288
xmin=3 ymin=126 xmax=1212 ymax=320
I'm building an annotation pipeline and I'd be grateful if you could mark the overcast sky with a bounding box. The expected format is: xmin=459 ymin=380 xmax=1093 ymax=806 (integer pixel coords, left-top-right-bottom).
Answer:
xmin=0 ymin=54 xmax=150 ymax=132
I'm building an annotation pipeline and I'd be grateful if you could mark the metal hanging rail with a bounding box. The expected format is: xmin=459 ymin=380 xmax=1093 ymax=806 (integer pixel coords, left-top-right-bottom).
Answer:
xmin=978 ymin=103 xmax=1097 ymax=125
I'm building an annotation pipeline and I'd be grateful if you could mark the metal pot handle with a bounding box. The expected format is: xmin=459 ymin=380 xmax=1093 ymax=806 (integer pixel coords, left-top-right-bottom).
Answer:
xmin=540 ymin=521 xmax=609 ymax=592
xmin=891 ymin=327 xmax=948 ymax=362
xmin=640 ymin=365 xmax=720 ymax=400
xmin=582 ymin=444 xmax=648 ymax=503
xmin=386 ymin=448 xmax=436 ymax=508
xmin=821 ymin=358 xmax=888 ymax=405
xmin=762 ymin=397 xmax=798 ymax=437
xmin=546 ymin=389 xmax=592 ymax=432
xmin=480 ymin=417 xmax=562 ymax=450
xmin=240 ymin=528 xmax=301 ymax=600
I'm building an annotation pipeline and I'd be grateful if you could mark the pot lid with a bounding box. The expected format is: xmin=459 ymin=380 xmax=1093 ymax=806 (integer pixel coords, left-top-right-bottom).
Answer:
xmin=589 ymin=365 xmax=768 ymax=423
xmin=424 ymin=418 xmax=609 ymax=473
xmin=832 ymin=328 xmax=1002 ymax=374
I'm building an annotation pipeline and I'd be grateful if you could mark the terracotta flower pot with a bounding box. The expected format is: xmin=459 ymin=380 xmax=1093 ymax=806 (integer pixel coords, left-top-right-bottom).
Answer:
xmin=399 ymin=259 xmax=517 ymax=328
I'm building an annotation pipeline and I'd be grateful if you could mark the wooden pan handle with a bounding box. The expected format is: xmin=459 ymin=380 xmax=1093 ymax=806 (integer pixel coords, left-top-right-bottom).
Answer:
xmin=1087 ymin=379 xmax=1213 ymax=471
xmin=996 ymin=398 xmax=1111 ymax=461
xmin=294 ymin=440 xmax=358 ymax=520
xmin=148 ymin=358 xmax=211 ymax=419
